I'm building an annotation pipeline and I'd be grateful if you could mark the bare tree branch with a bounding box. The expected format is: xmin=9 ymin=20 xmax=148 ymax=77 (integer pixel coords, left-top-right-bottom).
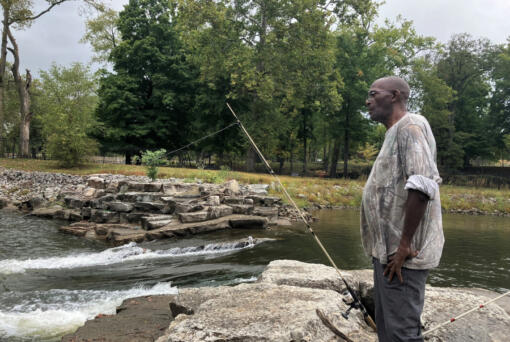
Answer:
xmin=9 ymin=0 xmax=68 ymax=24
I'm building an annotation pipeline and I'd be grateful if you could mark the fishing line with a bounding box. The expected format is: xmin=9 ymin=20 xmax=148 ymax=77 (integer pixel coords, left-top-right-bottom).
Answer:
xmin=165 ymin=121 xmax=239 ymax=157
xmin=226 ymin=102 xmax=377 ymax=332
xmin=423 ymin=290 xmax=510 ymax=336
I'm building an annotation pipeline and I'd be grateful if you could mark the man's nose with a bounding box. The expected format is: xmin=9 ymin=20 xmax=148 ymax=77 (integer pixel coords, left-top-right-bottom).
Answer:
xmin=366 ymin=98 xmax=371 ymax=106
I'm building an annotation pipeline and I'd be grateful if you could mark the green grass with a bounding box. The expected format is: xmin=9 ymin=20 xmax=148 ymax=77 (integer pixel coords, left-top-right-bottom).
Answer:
xmin=2 ymin=158 xmax=510 ymax=214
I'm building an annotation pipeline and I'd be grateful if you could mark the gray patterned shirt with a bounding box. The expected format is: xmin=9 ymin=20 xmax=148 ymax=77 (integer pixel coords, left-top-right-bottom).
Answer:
xmin=361 ymin=113 xmax=444 ymax=269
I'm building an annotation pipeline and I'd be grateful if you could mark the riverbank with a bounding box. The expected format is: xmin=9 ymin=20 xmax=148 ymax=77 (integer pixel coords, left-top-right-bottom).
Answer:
xmin=1 ymin=159 xmax=510 ymax=216
xmin=63 ymin=259 xmax=510 ymax=342
xmin=0 ymin=167 xmax=310 ymax=244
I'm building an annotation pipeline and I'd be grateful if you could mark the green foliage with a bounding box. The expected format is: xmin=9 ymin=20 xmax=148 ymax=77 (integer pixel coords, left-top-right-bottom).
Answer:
xmin=81 ymin=8 xmax=120 ymax=65
xmin=38 ymin=63 xmax=98 ymax=167
xmin=137 ymin=149 xmax=167 ymax=180
xmin=96 ymin=0 xmax=197 ymax=162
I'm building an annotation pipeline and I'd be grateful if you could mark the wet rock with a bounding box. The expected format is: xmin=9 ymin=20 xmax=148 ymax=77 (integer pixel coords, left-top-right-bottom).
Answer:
xmin=229 ymin=216 xmax=268 ymax=229
xmin=106 ymin=202 xmax=134 ymax=213
xmin=81 ymin=207 xmax=92 ymax=220
xmin=0 ymin=197 xmax=8 ymax=209
xmin=62 ymin=295 xmax=176 ymax=342
xmin=26 ymin=196 xmax=44 ymax=210
xmin=30 ymin=206 xmax=62 ymax=219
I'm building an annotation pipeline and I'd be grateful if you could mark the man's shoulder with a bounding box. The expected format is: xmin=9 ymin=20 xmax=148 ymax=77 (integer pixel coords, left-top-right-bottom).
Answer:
xmin=398 ymin=113 xmax=432 ymax=133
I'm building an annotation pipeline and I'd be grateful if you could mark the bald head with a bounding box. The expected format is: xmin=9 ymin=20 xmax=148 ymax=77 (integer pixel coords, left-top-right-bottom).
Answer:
xmin=372 ymin=76 xmax=410 ymax=105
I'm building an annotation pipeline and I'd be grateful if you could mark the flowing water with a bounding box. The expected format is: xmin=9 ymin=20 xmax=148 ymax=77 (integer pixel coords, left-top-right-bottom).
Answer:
xmin=1 ymin=209 xmax=509 ymax=341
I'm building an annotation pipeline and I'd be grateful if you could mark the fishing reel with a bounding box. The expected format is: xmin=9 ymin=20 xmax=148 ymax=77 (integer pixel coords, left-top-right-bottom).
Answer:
xmin=341 ymin=290 xmax=360 ymax=320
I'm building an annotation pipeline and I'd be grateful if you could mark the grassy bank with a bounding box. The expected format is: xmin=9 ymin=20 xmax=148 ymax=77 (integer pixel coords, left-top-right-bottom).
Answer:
xmin=2 ymin=158 xmax=510 ymax=215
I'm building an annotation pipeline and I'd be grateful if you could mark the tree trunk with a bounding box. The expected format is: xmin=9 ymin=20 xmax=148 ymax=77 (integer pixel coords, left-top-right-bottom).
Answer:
xmin=7 ymin=29 xmax=31 ymax=157
xmin=343 ymin=108 xmax=350 ymax=178
xmin=244 ymin=148 xmax=254 ymax=172
xmin=0 ymin=6 xmax=10 ymax=155
xmin=329 ymin=138 xmax=341 ymax=178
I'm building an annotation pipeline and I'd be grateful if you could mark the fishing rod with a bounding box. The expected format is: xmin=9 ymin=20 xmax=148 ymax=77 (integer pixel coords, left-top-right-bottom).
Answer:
xmin=423 ymin=289 xmax=510 ymax=336
xmin=226 ymin=102 xmax=377 ymax=332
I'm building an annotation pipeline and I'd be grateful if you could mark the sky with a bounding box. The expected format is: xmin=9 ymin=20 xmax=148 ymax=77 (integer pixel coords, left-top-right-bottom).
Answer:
xmin=7 ymin=0 xmax=510 ymax=75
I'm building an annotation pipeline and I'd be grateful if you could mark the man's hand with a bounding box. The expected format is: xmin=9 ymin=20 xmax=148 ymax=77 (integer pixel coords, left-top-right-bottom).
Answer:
xmin=383 ymin=245 xmax=419 ymax=283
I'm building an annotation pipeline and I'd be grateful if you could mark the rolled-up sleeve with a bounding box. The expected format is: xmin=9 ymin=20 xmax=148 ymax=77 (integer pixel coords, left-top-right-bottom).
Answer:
xmin=398 ymin=124 xmax=441 ymax=200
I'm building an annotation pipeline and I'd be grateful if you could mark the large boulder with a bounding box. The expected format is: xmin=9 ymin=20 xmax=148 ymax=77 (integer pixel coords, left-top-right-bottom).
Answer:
xmin=158 ymin=282 xmax=375 ymax=342
xmin=87 ymin=177 xmax=105 ymax=189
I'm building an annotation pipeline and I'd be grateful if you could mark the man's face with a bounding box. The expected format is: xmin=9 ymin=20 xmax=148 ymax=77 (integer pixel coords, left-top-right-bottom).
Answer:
xmin=366 ymin=83 xmax=394 ymax=123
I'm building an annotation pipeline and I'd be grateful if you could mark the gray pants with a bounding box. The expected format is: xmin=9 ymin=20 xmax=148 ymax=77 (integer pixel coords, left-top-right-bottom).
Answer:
xmin=373 ymin=258 xmax=429 ymax=342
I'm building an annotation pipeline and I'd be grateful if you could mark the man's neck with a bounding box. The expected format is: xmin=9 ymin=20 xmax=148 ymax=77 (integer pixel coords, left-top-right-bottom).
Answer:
xmin=384 ymin=109 xmax=407 ymax=129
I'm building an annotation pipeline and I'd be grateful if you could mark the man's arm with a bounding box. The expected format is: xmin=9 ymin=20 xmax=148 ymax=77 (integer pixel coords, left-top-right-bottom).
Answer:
xmin=384 ymin=189 xmax=429 ymax=283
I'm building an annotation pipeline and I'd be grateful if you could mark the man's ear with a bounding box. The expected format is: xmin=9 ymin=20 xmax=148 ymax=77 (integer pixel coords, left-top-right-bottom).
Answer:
xmin=391 ymin=89 xmax=401 ymax=103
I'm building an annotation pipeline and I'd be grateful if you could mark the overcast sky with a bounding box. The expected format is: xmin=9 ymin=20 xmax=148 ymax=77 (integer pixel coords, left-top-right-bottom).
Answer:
xmin=8 ymin=0 xmax=510 ymax=75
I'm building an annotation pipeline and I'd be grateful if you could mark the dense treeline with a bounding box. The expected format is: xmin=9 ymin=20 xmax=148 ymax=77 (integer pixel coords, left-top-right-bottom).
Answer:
xmin=1 ymin=0 xmax=509 ymax=176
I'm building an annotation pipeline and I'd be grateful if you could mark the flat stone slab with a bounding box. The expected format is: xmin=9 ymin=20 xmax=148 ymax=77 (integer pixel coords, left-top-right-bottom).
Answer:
xmin=62 ymin=295 xmax=175 ymax=342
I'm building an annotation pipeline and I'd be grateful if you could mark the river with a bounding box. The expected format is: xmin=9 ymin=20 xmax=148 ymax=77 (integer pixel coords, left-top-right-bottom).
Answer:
xmin=0 ymin=209 xmax=509 ymax=341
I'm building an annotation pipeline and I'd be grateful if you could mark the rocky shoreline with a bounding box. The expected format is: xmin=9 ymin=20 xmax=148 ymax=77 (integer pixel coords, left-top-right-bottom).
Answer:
xmin=62 ymin=260 xmax=510 ymax=342
xmin=0 ymin=168 xmax=311 ymax=244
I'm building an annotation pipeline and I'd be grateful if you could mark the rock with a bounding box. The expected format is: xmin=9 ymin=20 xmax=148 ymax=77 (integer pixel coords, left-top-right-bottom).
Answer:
xmin=229 ymin=204 xmax=253 ymax=215
xmin=247 ymin=183 xmax=269 ymax=195
xmin=249 ymin=195 xmax=281 ymax=206
xmin=119 ymin=212 xmax=146 ymax=224
xmin=222 ymin=196 xmax=244 ymax=205
xmin=229 ymin=216 xmax=268 ymax=229
xmin=64 ymin=196 xmax=89 ymax=209
xmin=106 ymin=202 xmax=135 ymax=213
xmin=82 ymin=187 xmax=96 ymax=198
xmin=27 ymin=196 xmax=44 ymax=210
xmin=88 ymin=177 xmax=105 ymax=189
xmin=134 ymin=202 xmax=165 ymax=213
xmin=30 ymin=206 xmax=62 ymax=219
xmin=207 ymin=204 xmax=233 ymax=219
xmin=90 ymin=209 xmax=120 ymax=224
xmin=174 ymin=201 xmax=203 ymax=214
xmin=116 ymin=192 xmax=163 ymax=203
xmin=206 ymin=195 xmax=220 ymax=206
xmin=253 ymin=206 xmax=279 ymax=217
xmin=223 ymin=179 xmax=240 ymax=195
xmin=0 ymin=197 xmax=8 ymax=209
xmin=43 ymin=187 xmax=58 ymax=200
xmin=90 ymin=195 xmax=116 ymax=209
xmin=178 ymin=210 xmax=210 ymax=223
xmin=81 ymin=207 xmax=92 ymax=220
xmin=158 ymin=282 xmax=374 ymax=342
xmin=141 ymin=215 xmax=173 ymax=230
xmin=62 ymin=295 xmax=176 ymax=342
xmin=59 ymin=222 xmax=96 ymax=237
xmin=144 ymin=183 xmax=163 ymax=192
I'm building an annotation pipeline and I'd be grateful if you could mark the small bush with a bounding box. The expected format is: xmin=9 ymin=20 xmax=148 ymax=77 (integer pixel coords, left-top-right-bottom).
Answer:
xmin=135 ymin=149 xmax=167 ymax=181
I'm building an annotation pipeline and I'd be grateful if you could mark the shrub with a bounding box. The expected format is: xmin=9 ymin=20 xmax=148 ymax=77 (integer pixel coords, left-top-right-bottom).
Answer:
xmin=136 ymin=149 xmax=167 ymax=181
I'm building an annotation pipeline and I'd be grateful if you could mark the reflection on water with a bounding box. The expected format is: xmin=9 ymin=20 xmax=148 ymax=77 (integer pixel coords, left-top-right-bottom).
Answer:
xmin=0 ymin=208 xmax=509 ymax=340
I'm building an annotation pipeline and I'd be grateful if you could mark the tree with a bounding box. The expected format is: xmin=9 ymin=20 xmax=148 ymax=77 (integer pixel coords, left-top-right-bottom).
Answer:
xmin=410 ymin=57 xmax=461 ymax=170
xmin=38 ymin=63 xmax=98 ymax=167
xmin=329 ymin=8 xmax=436 ymax=177
xmin=96 ymin=0 xmax=197 ymax=164
xmin=0 ymin=0 xmax=103 ymax=157
xmin=436 ymin=34 xmax=495 ymax=167
xmin=81 ymin=8 xmax=120 ymax=65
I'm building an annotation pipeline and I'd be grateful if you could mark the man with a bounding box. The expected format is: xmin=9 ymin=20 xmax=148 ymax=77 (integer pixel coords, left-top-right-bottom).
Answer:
xmin=361 ymin=76 xmax=444 ymax=342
